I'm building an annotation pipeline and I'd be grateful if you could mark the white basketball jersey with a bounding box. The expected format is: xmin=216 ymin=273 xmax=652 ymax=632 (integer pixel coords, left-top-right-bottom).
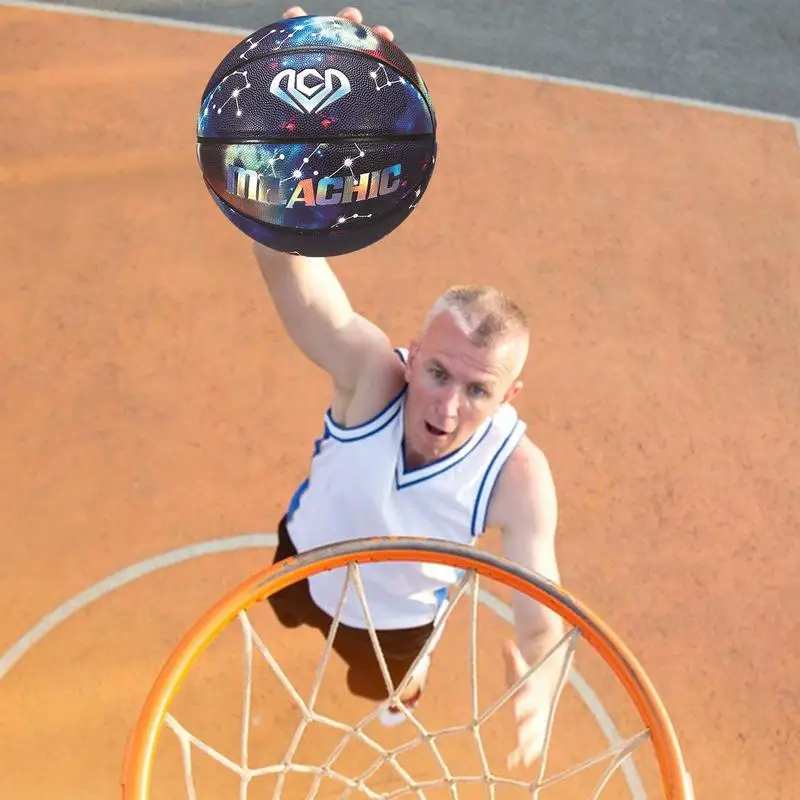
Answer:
xmin=285 ymin=349 xmax=527 ymax=630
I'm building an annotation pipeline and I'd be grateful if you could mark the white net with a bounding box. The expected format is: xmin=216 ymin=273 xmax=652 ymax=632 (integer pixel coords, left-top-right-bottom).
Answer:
xmin=149 ymin=560 xmax=666 ymax=799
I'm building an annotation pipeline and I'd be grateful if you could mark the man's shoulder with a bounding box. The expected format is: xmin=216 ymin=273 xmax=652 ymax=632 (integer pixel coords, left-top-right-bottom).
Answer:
xmin=485 ymin=434 xmax=557 ymax=532
xmin=509 ymin=434 xmax=551 ymax=468
xmin=329 ymin=343 xmax=407 ymax=427
xmin=497 ymin=436 xmax=555 ymax=497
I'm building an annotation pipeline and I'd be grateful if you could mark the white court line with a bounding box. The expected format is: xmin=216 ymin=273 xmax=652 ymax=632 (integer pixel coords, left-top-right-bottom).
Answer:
xmin=0 ymin=533 xmax=646 ymax=798
xmin=1 ymin=0 xmax=799 ymax=133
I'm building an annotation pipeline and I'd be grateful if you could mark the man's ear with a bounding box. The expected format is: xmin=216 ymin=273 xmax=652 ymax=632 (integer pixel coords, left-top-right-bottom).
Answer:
xmin=405 ymin=339 xmax=419 ymax=381
xmin=503 ymin=379 xmax=523 ymax=404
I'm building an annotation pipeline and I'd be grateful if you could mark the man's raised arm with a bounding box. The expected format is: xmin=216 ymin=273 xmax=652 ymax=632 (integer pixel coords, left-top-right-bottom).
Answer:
xmin=253 ymin=242 xmax=395 ymax=397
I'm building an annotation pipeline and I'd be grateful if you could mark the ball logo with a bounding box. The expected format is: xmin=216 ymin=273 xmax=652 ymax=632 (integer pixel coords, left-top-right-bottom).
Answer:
xmin=269 ymin=68 xmax=351 ymax=114
xmin=227 ymin=163 xmax=402 ymax=209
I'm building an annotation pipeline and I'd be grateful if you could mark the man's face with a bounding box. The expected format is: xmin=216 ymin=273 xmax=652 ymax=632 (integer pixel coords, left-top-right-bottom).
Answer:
xmin=403 ymin=311 xmax=525 ymax=464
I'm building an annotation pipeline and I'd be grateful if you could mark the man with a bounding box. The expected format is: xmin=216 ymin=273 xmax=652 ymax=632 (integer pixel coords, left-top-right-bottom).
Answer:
xmin=259 ymin=5 xmax=566 ymax=770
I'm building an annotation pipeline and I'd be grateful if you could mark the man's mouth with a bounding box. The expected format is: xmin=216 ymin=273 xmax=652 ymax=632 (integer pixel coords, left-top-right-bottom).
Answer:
xmin=425 ymin=422 xmax=449 ymax=437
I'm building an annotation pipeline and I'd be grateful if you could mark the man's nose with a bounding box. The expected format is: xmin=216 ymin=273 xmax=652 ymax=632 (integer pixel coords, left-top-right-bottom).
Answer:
xmin=440 ymin=386 xmax=460 ymax=418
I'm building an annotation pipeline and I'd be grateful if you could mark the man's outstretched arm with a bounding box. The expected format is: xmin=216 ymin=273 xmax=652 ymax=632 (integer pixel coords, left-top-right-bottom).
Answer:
xmin=250 ymin=7 xmax=401 ymax=399
xmin=253 ymin=243 xmax=395 ymax=398
xmin=488 ymin=437 xmax=566 ymax=767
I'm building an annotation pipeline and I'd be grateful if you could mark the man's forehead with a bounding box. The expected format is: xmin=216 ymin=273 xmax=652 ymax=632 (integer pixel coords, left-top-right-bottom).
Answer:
xmin=420 ymin=339 xmax=516 ymax=379
xmin=417 ymin=309 xmax=527 ymax=374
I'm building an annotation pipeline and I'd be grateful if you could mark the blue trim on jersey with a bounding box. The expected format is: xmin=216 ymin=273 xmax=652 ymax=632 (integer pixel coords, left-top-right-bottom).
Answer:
xmin=288 ymin=348 xmax=408 ymax=516
xmin=325 ymin=393 xmax=404 ymax=443
xmin=286 ymin=477 xmax=308 ymax=520
xmin=324 ymin=385 xmax=406 ymax=441
xmin=286 ymin=426 xmax=330 ymax=520
xmin=395 ymin=418 xmax=494 ymax=489
xmin=470 ymin=420 xmax=525 ymax=537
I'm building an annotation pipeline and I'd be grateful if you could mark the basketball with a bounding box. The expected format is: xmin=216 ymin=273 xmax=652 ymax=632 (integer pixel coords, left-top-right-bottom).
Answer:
xmin=196 ymin=14 xmax=437 ymax=257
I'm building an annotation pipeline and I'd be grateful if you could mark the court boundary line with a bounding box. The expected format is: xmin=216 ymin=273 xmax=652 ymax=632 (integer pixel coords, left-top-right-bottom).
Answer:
xmin=0 ymin=533 xmax=646 ymax=798
xmin=2 ymin=0 xmax=798 ymax=132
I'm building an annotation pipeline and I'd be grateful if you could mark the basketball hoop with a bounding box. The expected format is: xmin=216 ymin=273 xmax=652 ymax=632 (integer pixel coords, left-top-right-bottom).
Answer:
xmin=121 ymin=537 xmax=694 ymax=799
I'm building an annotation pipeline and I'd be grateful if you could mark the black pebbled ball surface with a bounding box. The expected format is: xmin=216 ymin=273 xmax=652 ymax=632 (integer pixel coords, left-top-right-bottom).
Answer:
xmin=196 ymin=15 xmax=437 ymax=256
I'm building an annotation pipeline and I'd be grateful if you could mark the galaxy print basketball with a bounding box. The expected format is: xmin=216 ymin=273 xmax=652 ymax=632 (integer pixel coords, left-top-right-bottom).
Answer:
xmin=196 ymin=14 xmax=437 ymax=257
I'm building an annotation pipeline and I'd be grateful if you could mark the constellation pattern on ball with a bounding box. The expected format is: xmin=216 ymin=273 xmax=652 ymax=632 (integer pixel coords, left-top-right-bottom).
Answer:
xmin=265 ymin=143 xmax=367 ymax=190
xmin=327 ymin=144 xmax=366 ymax=179
xmin=369 ymin=63 xmax=405 ymax=92
xmin=278 ymin=144 xmax=327 ymax=185
xmin=204 ymin=70 xmax=251 ymax=117
xmin=238 ymin=26 xmax=295 ymax=60
xmin=263 ymin=153 xmax=286 ymax=178
xmin=332 ymin=212 xmax=373 ymax=228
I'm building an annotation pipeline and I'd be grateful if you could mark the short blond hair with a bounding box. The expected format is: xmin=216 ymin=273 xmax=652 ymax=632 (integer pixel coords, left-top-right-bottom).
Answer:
xmin=422 ymin=284 xmax=529 ymax=348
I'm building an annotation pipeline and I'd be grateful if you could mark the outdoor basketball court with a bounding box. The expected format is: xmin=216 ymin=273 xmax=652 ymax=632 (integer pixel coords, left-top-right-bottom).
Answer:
xmin=1 ymin=3 xmax=798 ymax=798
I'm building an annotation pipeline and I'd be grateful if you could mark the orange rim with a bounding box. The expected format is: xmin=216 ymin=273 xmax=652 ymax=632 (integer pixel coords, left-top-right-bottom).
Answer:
xmin=121 ymin=536 xmax=691 ymax=799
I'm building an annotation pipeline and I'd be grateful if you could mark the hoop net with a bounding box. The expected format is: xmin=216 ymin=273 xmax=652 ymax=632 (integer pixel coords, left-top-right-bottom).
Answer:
xmin=121 ymin=537 xmax=694 ymax=799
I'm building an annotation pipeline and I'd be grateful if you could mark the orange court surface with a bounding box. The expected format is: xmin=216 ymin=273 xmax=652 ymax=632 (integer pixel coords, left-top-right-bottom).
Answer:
xmin=1 ymin=5 xmax=799 ymax=799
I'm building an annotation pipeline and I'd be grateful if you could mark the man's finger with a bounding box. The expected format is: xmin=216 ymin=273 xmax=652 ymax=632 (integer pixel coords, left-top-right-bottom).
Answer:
xmin=506 ymin=739 xmax=543 ymax=770
xmin=282 ymin=6 xmax=306 ymax=18
xmin=506 ymin=730 xmax=545 ymax=769
xmin=336 ymin=6 xmax=363 ymax=23
xmin=371 ymin=24 xmax=394 ymax=41
xmin=506 ymin=748 xmax=522 ymax=771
